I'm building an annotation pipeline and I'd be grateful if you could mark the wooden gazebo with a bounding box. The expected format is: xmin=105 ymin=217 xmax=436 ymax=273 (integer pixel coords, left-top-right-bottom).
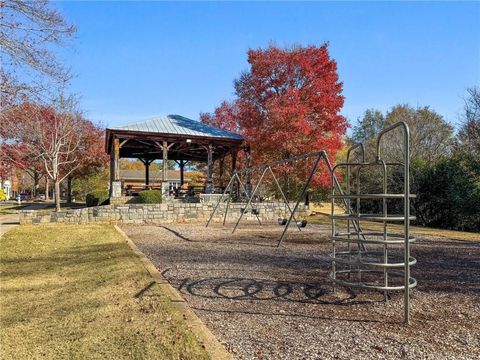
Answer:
xmin=105 ymin=114 xmax=244 ymax=198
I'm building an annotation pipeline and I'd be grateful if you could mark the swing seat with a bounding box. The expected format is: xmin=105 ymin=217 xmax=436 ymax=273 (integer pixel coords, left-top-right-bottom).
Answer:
xmin=278 ymin=218 xmax=287 ymax=225
xmin=297 ymin=219 xmax=308 ymax=228
xmin=251 ymin=208 xmax=260 ymax=215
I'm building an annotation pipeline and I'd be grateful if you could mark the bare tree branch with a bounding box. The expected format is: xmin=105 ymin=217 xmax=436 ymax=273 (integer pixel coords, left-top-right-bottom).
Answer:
xmin=0 ymin=0 xmax=76 ymax=105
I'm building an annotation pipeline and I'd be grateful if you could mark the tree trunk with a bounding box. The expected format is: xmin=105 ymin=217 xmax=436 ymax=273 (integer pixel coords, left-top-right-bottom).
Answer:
xmin=45 ymin=177 xmax=50 ymax=201
xmin=33 ymin=170 xmax=39 ymax=197
xmin=284 ymin=172 xmax=290 ymax=201
xmin=54 ymin=179 xmax=61 ymax=211
xmin=67 ymin=176 xmax=72 ymax=204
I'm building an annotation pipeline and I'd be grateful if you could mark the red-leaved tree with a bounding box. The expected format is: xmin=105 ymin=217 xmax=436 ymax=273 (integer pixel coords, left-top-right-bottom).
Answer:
xmin=0 ymin=142 xmax=46 ymax=196
xmin=65 ymin=120 xmax=108 ymax=203
xmin=201 ymin=44 xmax=348 ymax=188
xmin=1 ymin=97 xmax=107 ymax=210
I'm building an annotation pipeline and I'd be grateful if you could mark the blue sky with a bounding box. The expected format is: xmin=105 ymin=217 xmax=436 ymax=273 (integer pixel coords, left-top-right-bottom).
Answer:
xmin=57 ymin=1 xmax=480 ymax=131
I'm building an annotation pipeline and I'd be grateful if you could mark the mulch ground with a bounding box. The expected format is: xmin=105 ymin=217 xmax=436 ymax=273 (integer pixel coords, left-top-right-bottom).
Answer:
xmin=121 ymin=222 xmax=480 ymax=360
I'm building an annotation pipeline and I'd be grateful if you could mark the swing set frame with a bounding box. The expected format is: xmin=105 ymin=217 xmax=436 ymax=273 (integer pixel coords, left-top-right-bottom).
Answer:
xmin=206 ymin=150 xmax=368 ymax=247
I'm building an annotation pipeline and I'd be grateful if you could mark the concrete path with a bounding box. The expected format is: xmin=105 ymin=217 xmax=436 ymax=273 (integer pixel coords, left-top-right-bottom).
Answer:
xmin=0 ymin=213 xmax=20 ymax=238
xmin=0 ymin=203 xmax=51 ymax=238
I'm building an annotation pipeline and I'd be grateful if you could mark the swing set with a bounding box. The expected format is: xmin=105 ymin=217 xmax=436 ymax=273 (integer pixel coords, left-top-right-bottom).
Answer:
xmin=206 ymin=150 xmax=368 ymax=248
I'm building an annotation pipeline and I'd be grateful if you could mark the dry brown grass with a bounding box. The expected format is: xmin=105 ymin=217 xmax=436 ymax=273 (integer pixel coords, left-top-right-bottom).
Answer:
xmin=0 ymin=224 xmax=210 ymax=360
xmin=308 ymin=214 xmax=480 ymax=241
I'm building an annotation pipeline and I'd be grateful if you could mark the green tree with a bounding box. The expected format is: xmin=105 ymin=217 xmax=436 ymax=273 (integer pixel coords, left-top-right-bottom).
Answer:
xmin=457 ymin=86 xmax=480 ymax=155
xmin=382 ymin=105 xmax=454 ymax=163
xmin=72 ymin=169 xmax=109 ymax=202
xmin=351 ymin=105 xmax=454 ymax=163
xmin=351 ymin=109 xmax=385 ymax=144
xmin=414 ymin=152 xmax=480 ymax=231
xmin=350 ymin=104 xmax=462 ymax=229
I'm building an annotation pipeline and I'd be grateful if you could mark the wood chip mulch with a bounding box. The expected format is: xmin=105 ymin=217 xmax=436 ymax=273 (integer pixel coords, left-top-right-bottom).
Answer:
xmin=121 ymin=223 xmax=480 ymax=360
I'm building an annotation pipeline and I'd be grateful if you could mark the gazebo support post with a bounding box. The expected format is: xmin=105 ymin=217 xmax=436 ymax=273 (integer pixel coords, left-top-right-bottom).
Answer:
xmin=179 ymin=160 xmax=186 ymax=186
xmin=114 ymin=138 xmax=120 ymax=181
xmin=139 ymin=158 xmax=153 ymax=187
xmin=174 ymin=159 xmax=189 ymax=186
xmin=145 ymin=160 xmax=150 ymax=186
xmin=206 ymin=144 xmax=214 ymax=193
xmin=110 ymin=137 xmax=121 ymax=197
xmin=162 ymin=141 xmax=168 ymax=183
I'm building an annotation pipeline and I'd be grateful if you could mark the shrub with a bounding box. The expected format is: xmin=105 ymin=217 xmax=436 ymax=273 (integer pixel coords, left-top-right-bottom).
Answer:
xmin=137 ymin=190 xmax=163 ymax=204
xmin=413 ymin=152 xmax=480 ymax=232
xmin=86 ymin=190 xmax=109 ymax=207
xmin=0 ymin=189 xmax=6 ymax=201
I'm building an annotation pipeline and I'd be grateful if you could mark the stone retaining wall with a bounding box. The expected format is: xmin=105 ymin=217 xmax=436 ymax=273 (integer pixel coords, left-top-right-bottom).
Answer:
xmin=19 ymin=202 xmax=307 ymax=225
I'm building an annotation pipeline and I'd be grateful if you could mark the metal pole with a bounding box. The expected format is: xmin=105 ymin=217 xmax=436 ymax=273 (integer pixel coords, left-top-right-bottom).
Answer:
xmin=346 ymin=143 xmax=366 ymax=254
xmin=356 ymin=165 xmax=362 ymax=282
xmin=223 ymin=193 xmax=231 ymax=225
xmin=328 ymin=161 xmax=368 ymax=252
xmin=232 ymin=167 xmax=268 ymax=233
xmin=230 ymin=151 xmax=323 ymax=175
xmin=404 ymin=127 xmax=411 ymax=325
xmin=205 ymin=173 xmax=236 ymax=227
xmin=268 ymin=167 xmax=302 ymax=231
xmin=235 ymin=173 xmax=262 ymax=225
xmin=375 ymin=121 xmax=411 ymax=325
xmin=277 ymin=153 xmax=323 ymax=247
xmin=331 ymin=163 xmax=336 ymax=292
xmin=224 ymin=173 xmax=242 ymax=225
xmin=379 ymin=159 xmax=388 ymax=301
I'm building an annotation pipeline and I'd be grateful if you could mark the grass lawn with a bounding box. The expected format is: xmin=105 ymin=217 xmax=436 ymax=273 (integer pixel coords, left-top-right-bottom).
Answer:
xmin=0 ymin=205 xmax=26 ymax=215
xmin=309 ymin=214 xmax=480 ymax=241
xmin=28 ymin=203 xmax=88 ymax=215
xmin=0 ymin=224 xmax=210 ymax=360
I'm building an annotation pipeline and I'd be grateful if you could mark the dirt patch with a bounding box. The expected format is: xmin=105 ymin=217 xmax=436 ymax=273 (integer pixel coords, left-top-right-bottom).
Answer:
xmin=121 ymin=222 xmax=480 ymax=360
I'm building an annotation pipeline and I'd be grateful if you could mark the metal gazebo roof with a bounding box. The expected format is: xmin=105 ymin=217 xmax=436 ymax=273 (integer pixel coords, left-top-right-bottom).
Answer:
xmin=109 ymin=114 xmax=243 ymax=141
xmin=105 ymin=114 xmax=244 ymax=161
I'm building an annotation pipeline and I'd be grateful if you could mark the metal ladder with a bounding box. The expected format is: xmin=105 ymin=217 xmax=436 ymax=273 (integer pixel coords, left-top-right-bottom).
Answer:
xmin=329 ymin=122 xmax=417 ymax=324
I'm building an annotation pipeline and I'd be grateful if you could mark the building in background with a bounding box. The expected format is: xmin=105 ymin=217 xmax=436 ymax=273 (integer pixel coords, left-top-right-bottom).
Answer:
xmin=1 ymin=179 xmax=12 ymax=200
xmin=0 ymin=173 xmax=17 ymax=200
xmin=120 ymin=169 xmax=191 ymax=195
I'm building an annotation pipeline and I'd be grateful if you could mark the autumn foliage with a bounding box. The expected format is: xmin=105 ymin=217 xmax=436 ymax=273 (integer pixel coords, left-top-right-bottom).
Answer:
xmin=201 ymin=44 xmax=348 ymax=187
xmin=1 ymin=101 xmax=107 ymax=209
